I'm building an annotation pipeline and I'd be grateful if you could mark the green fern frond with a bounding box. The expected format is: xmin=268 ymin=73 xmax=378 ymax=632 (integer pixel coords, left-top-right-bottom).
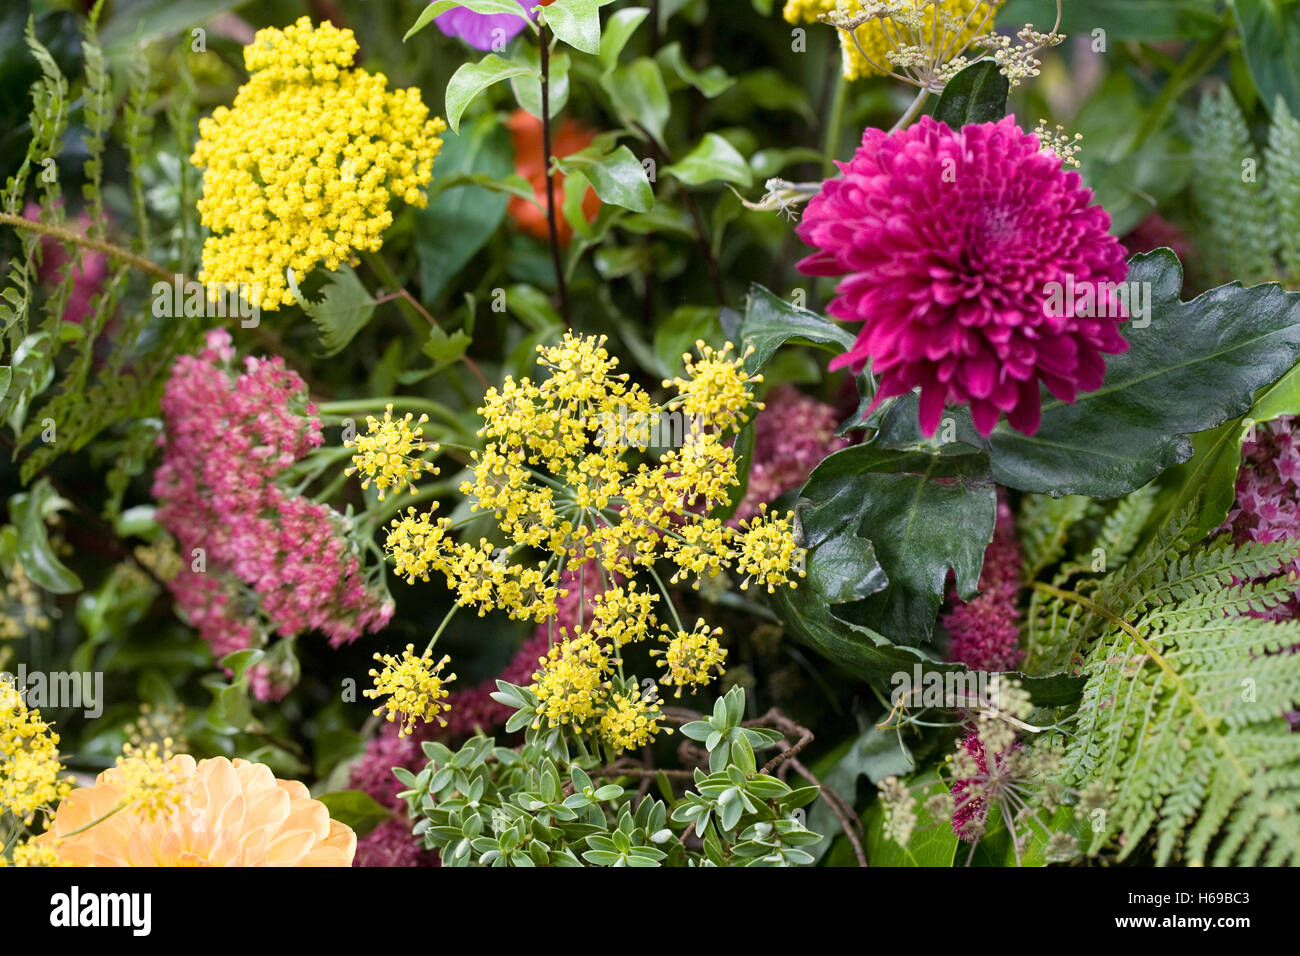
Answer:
xmin=1016 ymin=493 xmax=1091 ymax=582
xmin=1265 ymin=96 xmax=1300 ymax=285
xmin=1036 ymin=504 xmax=1300 ymax=864
xmin=1194 ymin=86 xmax=1275 ymax=285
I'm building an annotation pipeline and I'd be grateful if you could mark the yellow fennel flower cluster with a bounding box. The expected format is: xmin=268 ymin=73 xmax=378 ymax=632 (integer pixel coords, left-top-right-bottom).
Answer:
xmin=598 ymin=690 xmax=668 ymax=753
xmin=0 ymin=680 xmax=71 ymax=827
xmin=346 ymin=404 xmax=440 ymax=501
xmin=531 ymin=634 xmax=670 ymax=753
xmin=0 ymin=839 xmax=65 ymax=867
xmin=531 ymin=629 xmax=615 ymax=730
xmin=652 ymin=619 xmax=728 ymax=697
xmin=191 ymin=17 xmax=446 ymax=309
xmin=112 ymin=741 xmax=186 ymax=822
xmin=365 ymin=644 xmax=456 ymax=737
xmin=377 ymin=332 xmax=804 ymax=628
xmin=358 ymin=331 xmax=808 ymax=747
xmin=784 ymin=0 xmax=1002 ymax=85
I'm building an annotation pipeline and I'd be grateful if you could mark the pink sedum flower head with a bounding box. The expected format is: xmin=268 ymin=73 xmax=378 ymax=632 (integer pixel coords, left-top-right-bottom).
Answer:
xmin=797 ymin=115 xmax=1130 ymax=437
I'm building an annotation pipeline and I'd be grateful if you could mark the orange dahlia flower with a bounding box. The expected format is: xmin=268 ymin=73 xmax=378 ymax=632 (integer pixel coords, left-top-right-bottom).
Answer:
xmin=38 ymin=755 xmax=355 ymax=866
xmin=506 ymin=109 xmax=601 ymax=243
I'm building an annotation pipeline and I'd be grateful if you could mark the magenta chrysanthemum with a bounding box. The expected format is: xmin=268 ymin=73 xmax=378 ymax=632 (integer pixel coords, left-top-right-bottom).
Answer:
xmin=943 ymin=492 xmax=1023 ymax=671
xmin=796 ymin=115 xmax=1130 ymax=437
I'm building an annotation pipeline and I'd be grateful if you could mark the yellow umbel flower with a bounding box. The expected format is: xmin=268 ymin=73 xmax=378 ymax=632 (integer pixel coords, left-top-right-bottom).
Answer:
xmin=0 ymin=838 xmax=66 ymax=867
xmin=784 ymin=0 xmax=1003 ymax=85
xmin=0 ymin=680 xmax=71 ymax=826
xmin=365 ymin=645 xmax=456 ymax=737
xmin=357 ymin=331 xmax=806 ymax=733
xmin=112 ymin=741 xmax=186 ymax=822
xmin=652 ymin=619 xmax=727 ymax=697
xmin=589 ymin=583 xmax=659 ymax=646
xmin=531 ymin=629 xmax=614 ymax=729
xmin=346 ymin=404 xmax=440 ymax=501
xmin=599 ymin=691 xmax=669 ymax=753
xmin=191 ymin=17 xmax=446 ymax=309
xmin=735 ymin=506 xmax=806 ymax=593
xmin=386 ymin=506 xmax=450 ymax=584
xmin=1 ymin=561 xmax=51 ymax=639
xmin=666 ymin=341 xmax=762 ymax=435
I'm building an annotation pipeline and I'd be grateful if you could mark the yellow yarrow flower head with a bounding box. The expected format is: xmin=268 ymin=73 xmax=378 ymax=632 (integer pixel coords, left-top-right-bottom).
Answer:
xmin=599 ymin=690 xmax=669 ymax=753
xmin=784 ymin=0 xmax=1003 ymax=85
xmin=735 ymin=506 xmax=807 ymax=593
xmin=345 ymin=404 xmax=440 ymax=500
xmin=652 ymin=618 xmax=727 ymax=697
xmin=365 ymin=644 xmax=456 ymax=737
xmin=113 ymin=740 xmax=186 ymax=822
xmin=191 ymin=17 xmax=446 ymax=309
xmin=0 ymin=679 xmax=71 ymax=826
xmin=531 ymin=628 xmax=613 ymax=729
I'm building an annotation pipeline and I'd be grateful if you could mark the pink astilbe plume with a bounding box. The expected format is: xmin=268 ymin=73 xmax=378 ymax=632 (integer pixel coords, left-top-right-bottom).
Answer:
xmin=796 ymin=116 xmax=1130 ymax=437
xmin=154 ymin=330 xmax=392 ymax=694
xmin=1224 ymin=416 xmax=1300 ymax=621
xmin=943 ymin=492 xmax=1024 ymax=671
xmin=733 ymin=385 xmax=847 ymax=523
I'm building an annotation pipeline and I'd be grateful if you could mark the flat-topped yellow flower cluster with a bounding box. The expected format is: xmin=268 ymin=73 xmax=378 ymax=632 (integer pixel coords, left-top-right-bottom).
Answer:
xmin=191 ymin=17 xmax=445 ymax=310
xmin=353 ymin=331 xmax=807 ymax=748
xmin=783 ymin=0 xmax=1002 ymax=84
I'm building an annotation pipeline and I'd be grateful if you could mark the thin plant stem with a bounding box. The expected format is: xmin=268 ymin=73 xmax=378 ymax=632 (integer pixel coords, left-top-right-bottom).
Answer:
xmin=538 ymin=22 xmax=570 ymax=323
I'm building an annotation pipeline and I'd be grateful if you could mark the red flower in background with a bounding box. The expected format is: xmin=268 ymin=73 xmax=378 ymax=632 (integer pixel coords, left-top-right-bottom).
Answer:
xmin=506 ymin=109 xmax=600 ymax=244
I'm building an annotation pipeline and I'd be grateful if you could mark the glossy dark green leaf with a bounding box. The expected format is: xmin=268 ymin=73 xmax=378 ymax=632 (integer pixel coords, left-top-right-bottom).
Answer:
xmin=980 ymin=250 xmax=1300 ymax=497
xmin=602 ymin=57 xmax=670 ymax=142
xmin=543 ymin=0 xmax=613 ymax=55
xmin=10 ymin=480 xmax=80 ymax=594
xmin=796 ymin=445 xmax=996 ymax=646
xmin=932 ymin=59 xmax=1009 ymax=127
xmin=738 ymin=284 xmax=855 ymax=372
xmin=417 ymin=116 xmax=513 ymax=301
xmin=599 ymin=6 xmax=649 ymax=70
xmin=663 ymin=132 xmax=752 ymax=187
xmin=1234 ymin=0 xmax=1300 ymax=116
xmin=556 ymin=144 xmax=654 ymax=212
xmin=1146 ymin=360 xmax=1300 ymax=546
xmin=444 ymin=54 xmax=538 ymax=134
